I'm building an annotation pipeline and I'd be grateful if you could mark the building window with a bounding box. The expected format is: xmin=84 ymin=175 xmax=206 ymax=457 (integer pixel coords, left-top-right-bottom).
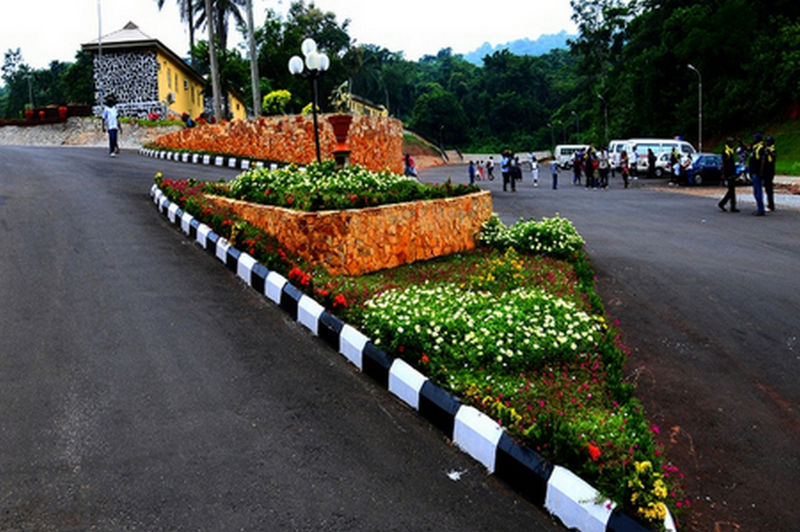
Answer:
xmin=183 ymin=79 xmax=189 ymax=90
xmin=191 ymin=86 xmax=195 ymax=104
xmin=167 ymin=67 xmax=171 ymax=88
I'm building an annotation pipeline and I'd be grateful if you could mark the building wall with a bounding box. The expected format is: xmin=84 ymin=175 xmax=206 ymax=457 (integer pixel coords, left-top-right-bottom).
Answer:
xmin=93 ymin=50 xmax=162 ymax=117
xmin=156 ymin=51 xmax=205 ymax=119
xmin=203 ymin=91 xmax=248 ymax=121
xmin=228 ymin=91 xmax=247 ymax=121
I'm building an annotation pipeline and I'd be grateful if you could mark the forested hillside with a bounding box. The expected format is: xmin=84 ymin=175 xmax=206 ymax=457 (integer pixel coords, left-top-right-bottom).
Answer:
xmin=3 ymin=0 xmax=799 ymax=163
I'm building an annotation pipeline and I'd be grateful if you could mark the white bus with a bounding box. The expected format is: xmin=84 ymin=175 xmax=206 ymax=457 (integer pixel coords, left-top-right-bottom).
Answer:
xmin=554 ymin=144 xmax=590 ymax=169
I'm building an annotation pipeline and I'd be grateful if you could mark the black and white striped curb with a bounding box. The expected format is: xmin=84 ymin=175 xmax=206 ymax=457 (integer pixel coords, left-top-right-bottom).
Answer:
xmin=150 ymin=184 xmax=676 ymax=532
xmin=139 ymin=147 xmax=295 ymax=172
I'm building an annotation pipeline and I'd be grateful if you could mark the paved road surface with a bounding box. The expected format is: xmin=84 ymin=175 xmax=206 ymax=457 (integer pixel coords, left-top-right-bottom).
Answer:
xmin=0 ymin=147 xmax=561 ymax=531
xmin=420 ymin=164 xmax=800 ymax=531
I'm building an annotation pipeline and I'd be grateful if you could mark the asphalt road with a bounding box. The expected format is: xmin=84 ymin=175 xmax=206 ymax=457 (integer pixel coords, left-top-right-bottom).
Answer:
xmin=419 ymin=164 xmax=800 ymax=531
xmin=0 ymin=147 xmax=562 ymax=531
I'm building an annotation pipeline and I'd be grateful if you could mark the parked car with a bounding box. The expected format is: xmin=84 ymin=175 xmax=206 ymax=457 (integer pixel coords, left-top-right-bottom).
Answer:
xmin=684 ymin=153 xmax=723 ymax=185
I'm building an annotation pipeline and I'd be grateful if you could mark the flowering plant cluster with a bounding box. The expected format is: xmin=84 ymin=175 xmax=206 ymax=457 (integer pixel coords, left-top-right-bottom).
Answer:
xmin=478 ymin=214 xmax=585 ymax=261
xmin=153 ymin=170 xmax=684 ymax=526
xmin=218 ymin=161 xmax=479 ymax=211
xmin=364 ymin=283 xmax=605 ymax=377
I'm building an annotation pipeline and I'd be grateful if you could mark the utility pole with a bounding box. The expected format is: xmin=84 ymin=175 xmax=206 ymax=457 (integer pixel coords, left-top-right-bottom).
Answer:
xmin=97 ymin=0 xmax=104 ymax=106
xmin=206 ymin=0 xmax=223 ymax=121
xmin=246 ymin=0 xmax=261 ymax=117
xmin=687 ymin=64 xmax=702 ymax=152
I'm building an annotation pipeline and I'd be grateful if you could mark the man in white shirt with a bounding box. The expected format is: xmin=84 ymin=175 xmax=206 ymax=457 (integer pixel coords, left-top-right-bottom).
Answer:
xmin=102 ymin=95 xmax=122 ymax=157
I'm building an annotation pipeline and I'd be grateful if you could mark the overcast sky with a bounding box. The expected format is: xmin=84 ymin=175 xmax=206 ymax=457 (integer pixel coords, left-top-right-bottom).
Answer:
xmin=1 ymin=0 xmax=576 ymax=71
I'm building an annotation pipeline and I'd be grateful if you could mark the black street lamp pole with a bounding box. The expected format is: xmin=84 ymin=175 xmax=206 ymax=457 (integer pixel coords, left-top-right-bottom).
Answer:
xmin=289 ymin=38 xmax=330 ymax=164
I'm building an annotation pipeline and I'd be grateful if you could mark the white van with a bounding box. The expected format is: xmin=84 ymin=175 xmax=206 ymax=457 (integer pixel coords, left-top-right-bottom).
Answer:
xmin=625 ymin=138 xmax=696 ymax=175
xmin=607 ymin=139 xmax=628 ymax=170
xmin=554 ymin=144 xmax=590 ymax=169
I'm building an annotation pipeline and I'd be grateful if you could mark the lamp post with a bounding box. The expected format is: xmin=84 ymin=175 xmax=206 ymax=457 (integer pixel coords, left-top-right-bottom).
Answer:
xmin=547 ymin=122 xmax=555 ymax=149
xmin=288 ymin=38 xmax=329 ymax=164
xmin=687 ymin=64 xmax=702 ymax=152
xmin=571 ymin=110 xmax=580 ymax=137
xmin=597 ymin=93 xmax=608 ymax=145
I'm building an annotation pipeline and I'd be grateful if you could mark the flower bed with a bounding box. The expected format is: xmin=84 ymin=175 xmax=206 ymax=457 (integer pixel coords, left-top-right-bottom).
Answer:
xmin=153 ymin=168 xmax=686 ymax=529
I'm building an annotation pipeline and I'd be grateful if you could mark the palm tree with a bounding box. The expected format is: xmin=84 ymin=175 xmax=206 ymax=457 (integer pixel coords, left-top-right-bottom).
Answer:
xmin=155 ymin=0 xmax=196 ymax=65
xmin=194 ymin=0 xmax=245 ymax=53
xmin=204 ymin=0 xmax=223 ymax=121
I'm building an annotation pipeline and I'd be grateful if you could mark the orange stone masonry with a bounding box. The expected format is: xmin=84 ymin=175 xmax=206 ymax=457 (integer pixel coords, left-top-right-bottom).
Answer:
xmin=205 ymin=191 xmax=493 ymax=275
xmin=155 ymin=115 xmax=404 ymax=174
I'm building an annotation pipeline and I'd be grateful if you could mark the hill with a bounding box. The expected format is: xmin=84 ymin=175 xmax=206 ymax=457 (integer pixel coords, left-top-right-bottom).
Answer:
xmin=463 ymin=31 xmax=574 ymax=65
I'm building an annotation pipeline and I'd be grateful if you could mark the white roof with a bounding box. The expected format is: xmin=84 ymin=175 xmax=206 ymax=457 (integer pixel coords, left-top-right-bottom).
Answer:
xmin=82 ymin=22 xmax=157 ymax=48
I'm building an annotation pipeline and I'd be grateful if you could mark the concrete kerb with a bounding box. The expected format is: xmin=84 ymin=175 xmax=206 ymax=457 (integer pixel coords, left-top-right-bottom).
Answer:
xmin=149 ymin=180 xmax=677 ymax=532
xmin=139 ymin=147 xmax=282 ymax=172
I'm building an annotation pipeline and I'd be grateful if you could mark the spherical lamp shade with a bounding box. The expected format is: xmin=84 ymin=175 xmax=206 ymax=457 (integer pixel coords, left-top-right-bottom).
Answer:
xmin=319 ymin=53 xmax=330 ymax=72
xmin=288 ymin=55 xmax=304 ymax=75
xmin=305 ymin=51 xmax=321 ymax=71
xmin=301 ymin=38 xmax=317 ymax=57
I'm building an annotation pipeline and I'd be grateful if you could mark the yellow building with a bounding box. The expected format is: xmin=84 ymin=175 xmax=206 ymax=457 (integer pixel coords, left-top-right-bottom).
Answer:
xmin=82 ymin=22 xmax=206 ymax=120
xmin=347 ymin=94 xmax=389 ymax=117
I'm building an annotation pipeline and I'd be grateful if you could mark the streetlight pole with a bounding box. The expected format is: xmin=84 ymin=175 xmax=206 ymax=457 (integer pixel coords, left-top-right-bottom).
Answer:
xmin=571 ymin=110 xmax=579 ymax=137
xmin=687 ymin=64 xmax=702 ymax=152
xmin=597 ymin=93 xmax=608 ymax=145
xmin=547 ymin=122 xmax=554 ymax=149
xmin=289 ymin=38 xmax=330 ymax=164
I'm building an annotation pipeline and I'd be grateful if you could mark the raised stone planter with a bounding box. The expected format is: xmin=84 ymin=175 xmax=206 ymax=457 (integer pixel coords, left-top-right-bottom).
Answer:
xmin=204 ymin=191 xmax=493 ymax=275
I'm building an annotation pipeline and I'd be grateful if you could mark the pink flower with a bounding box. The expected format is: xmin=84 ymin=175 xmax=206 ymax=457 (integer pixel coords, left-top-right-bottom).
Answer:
xmin=651 ymin=425 xmax=661 ymax=435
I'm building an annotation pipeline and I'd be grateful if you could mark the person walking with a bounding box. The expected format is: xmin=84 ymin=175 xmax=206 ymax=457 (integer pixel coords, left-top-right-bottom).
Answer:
xmin=620 ymin=150 xmax=630 ymax=188
xmin=598 ymin=148 xmax=610 ymax=188
xmin=551 ymin=158 xmax=559 ymax=189
xmin=749 ymin=133 xmax=767 ymax=216
xmin=501 ymin=149 xmax=515 ymax=192
xmin=584 ymin=146 xmax=596 ymax=188
xmin=468 ymin=160 xmax=476 ymax=185
xmin=102 ymin=94 xmax=122 ymax=157
xmin=530 ymin=152 xmax=539 ymax=186
xmin=487 ymin=156 xmax=495 ymax=180
xmin=477 ymin=160 xmax=486 ymax=180
xmin=647 ymin=148 xmax=656 ymax=180
xmin=718 ymin=137 xmax=739 ymax=212
xmin=763 ymin=136 xmax=777 ymax=212
xmin=572 ymin=149 xmax=582 ymax=185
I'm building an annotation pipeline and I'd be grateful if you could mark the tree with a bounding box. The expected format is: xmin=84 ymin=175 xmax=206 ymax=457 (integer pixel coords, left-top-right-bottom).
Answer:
xmin=410 ymin=83 xmax=468 ymax=146
xmin=245 ymin=0 xmax=261 ymax=116
xmin=1 ymin=48 xmax=32 ymax=118
xmin=204 ymin=0 xmax=223 ymax=121
xmin=155 ymin=0 xmax=196 ymax=63
xmin=194 ymin=0 xmax=245 ymax=53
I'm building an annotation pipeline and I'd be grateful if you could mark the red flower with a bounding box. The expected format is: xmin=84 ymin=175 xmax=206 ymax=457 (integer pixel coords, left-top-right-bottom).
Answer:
xmin=333 ymin=294 xmax=347 ymax=308
xmin=421 ymin=354 xmax=429 ymax=364
xmin=588 ymin=443 xmax=602 ymax=462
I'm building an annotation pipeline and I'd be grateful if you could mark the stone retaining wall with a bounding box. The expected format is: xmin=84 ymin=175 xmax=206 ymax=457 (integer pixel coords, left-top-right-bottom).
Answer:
xmin=204 ymin=191 xmax=493 ymax=275
xmin=0 ymin=116 xmax=181 ymax=147
xmin=154 ymin=115 xmax=404 ymax=174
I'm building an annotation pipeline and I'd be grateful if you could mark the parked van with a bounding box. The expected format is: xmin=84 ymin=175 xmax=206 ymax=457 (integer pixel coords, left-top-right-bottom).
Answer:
xmin=554 ymin=144 xmax=590 ymax=169
xmin=624 ymin=138 xmax=696 ymax=175
xmin=607 ymin=139 xmax=628 ymax=170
